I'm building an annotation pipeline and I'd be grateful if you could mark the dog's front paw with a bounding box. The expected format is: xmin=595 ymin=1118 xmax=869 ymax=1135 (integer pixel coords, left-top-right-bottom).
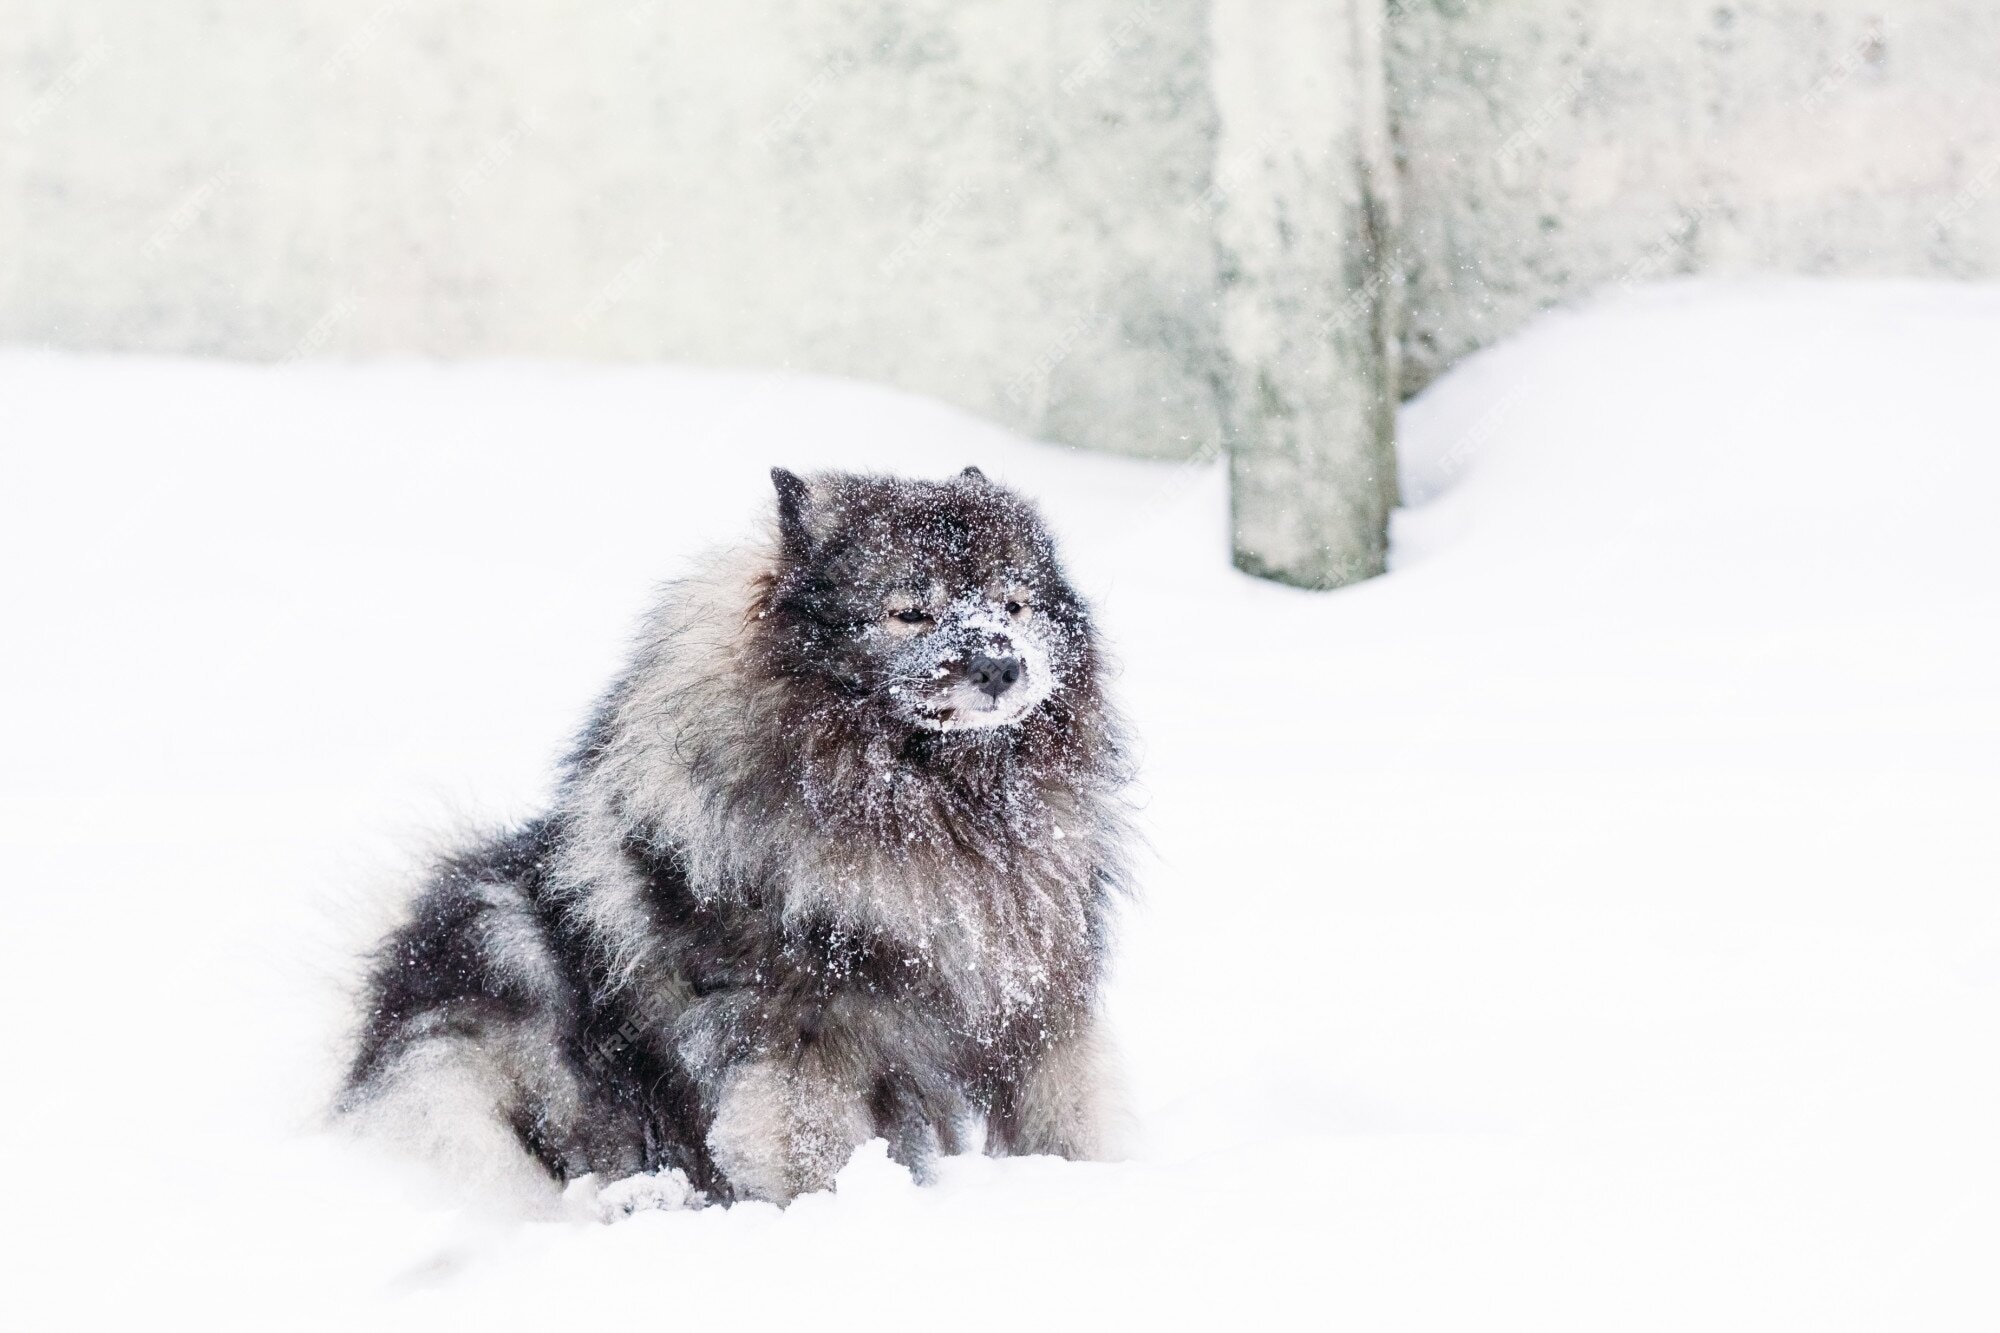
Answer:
xmin=706 ymin=1059 xmax=872 ymax=1205
xmin=563 ymin=1168 xmax=702 ymax=1223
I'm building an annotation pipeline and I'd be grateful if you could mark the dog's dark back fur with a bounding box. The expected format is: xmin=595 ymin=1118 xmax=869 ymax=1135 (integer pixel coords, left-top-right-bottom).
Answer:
xmin=343 ymin=468 xmax=1132 ymax=1206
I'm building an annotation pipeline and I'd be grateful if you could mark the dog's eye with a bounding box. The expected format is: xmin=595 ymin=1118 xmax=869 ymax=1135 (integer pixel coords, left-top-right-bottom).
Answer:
xmin=1005 ymin=599 xmax=1030 ymax=618
xmin=890 ymin=608 xmax=931 ymax=625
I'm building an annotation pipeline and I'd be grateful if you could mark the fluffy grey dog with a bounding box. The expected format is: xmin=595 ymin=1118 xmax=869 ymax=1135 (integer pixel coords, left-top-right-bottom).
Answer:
xmin=340 ymin=466 xmax=1132 ymax=1210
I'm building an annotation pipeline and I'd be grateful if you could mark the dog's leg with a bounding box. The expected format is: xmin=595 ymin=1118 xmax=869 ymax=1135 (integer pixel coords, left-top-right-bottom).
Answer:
xmin=990 ymin=1017 xmax=1126 ymax=1161
xmin=869 ymin=1069 xmax=968 ymax=1185
xmin=337 ymin=1032 xmax=575 ymax=1213
xmin=704 ymin=1056 xmax=872 ymax=1204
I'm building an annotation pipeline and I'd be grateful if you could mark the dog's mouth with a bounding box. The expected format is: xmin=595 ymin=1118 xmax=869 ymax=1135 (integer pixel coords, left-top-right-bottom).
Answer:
xmin=912 ymin=697 xmax=1020 ymax=731
xmin=889 ymin=640 xmax=1056 ymax=733
xmin=907 ymin=686 xmax=1037 ymax=732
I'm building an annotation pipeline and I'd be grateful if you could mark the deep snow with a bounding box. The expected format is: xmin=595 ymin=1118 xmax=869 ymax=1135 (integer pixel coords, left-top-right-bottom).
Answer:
xmin=2 ymin=281 xmax=1996 ymax=1329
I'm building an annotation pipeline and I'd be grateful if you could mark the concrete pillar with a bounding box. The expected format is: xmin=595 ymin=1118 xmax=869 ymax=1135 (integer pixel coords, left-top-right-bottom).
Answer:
xmin=1210 ymin=0 xmax=1398 ymax=590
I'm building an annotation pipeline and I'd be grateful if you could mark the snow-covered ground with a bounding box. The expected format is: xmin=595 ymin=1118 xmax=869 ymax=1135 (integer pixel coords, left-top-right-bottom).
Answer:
xmin=4 ymin=281 xmax=1996 ymax=1329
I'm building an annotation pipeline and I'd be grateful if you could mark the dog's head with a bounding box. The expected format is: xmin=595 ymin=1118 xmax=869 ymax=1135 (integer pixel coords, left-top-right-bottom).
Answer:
xmin=760 ymin=466 xmax=1096 ymax=734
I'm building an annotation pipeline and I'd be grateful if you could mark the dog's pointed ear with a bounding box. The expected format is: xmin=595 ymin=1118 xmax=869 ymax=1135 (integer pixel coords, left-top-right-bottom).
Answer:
xmin=959 ymin=465 xmax=987 ymax=483
xmin=771 ymin=467 xmax=813 ymax=560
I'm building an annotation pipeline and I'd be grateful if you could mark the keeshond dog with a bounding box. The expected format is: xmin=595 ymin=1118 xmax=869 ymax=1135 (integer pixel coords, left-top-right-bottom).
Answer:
xmin=340 ymin=466 xmax=1132 ymax=1212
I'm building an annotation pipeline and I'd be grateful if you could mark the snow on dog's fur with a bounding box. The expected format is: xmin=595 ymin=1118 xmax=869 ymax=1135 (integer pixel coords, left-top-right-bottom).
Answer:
xmin=340 ymin=467 xmax=1133 ymax=1209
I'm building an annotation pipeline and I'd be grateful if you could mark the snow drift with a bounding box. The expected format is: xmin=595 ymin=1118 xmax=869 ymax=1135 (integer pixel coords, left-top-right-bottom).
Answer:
xmin=1 ymin=280 xmax=1995 ymax=1329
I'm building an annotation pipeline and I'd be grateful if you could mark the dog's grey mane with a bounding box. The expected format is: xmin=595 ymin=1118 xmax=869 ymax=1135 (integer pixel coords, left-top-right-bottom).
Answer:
xmin=548 ymin=526 xmax=1129 ymax=1036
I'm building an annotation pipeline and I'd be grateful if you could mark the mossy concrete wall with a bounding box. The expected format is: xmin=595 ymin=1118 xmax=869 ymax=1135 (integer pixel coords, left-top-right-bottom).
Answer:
xmin=1388 ymin=1 xmax=2000 ymax=393
xmin=1 ymin=1 xmax=1224 ymax=460
xmin=1212 ymin=0 xmax=1400 ymax=589
xmin=5 ymin=1 xmax=1999 ymax=587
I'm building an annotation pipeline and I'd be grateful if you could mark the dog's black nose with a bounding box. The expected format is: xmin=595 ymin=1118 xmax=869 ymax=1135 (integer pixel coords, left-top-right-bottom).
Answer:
xmin=966 ymin=654 xmax=1022 ymax=698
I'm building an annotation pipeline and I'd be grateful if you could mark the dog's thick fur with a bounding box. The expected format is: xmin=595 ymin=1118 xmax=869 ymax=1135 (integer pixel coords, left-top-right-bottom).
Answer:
xmin=340 ymin=467 xmax=1132 ymax=1208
